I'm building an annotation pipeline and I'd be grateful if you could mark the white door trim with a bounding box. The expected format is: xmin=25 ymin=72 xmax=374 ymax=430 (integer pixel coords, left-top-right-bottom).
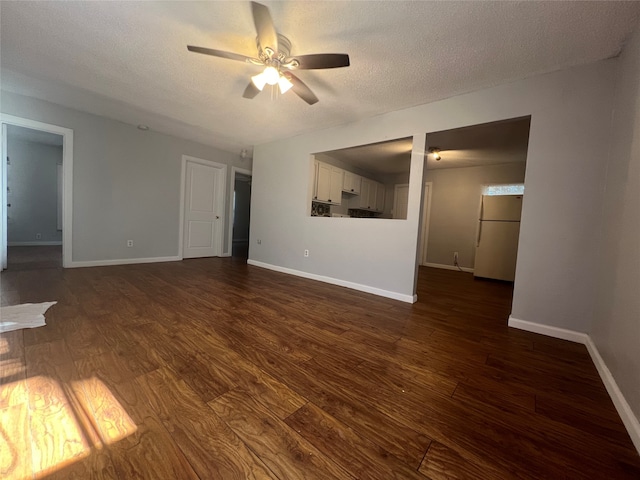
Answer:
xmin=178 ymin=155 xmax=227 ymax=259
xmin=0 ymin=114 xmax=74 ymax=268
xmin=419 ymin=181 xmax=433 ymax=265
xmin=1 ymin=124 xmax=6 ymax=270
xmin=227 ymin=166 xmax=252 ymax=257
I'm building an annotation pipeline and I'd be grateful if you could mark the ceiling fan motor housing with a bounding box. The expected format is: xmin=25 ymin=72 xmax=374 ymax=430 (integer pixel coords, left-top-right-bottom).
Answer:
xmin=186 ymin=2 xmax=349 ymax=104
xmin=258 ymin=34 xmax=292 ymax=65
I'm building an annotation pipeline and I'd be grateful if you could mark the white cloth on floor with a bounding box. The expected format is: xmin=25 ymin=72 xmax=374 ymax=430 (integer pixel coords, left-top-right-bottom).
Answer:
xmin=0 ymin=301 xmax=57 ymax=333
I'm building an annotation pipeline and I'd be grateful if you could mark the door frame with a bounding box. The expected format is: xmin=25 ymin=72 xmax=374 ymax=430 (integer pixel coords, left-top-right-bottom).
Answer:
xmin=419 ymin=182 xmax=433 ymax=265
xmin=0 ymin=114 xmax=74 ymax=269
xmin=178 ymin=155 xmax=227 ymax=259
xmin=227 ymin=166 xmax=252 ymax=257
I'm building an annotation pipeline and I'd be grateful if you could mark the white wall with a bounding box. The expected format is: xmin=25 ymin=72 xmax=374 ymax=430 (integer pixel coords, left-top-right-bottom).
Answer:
xmin=592 ymin=24 xmax=640 ymax=423
xmin=1 ymin=91 xmax=252 ymax=262
xmin=250 ymin=59 xmax=615 ymax=330
xmin=425 ymin=163 xmax=526 ymax=268
xmin=7 ymin=136 xmax=62 ymax=244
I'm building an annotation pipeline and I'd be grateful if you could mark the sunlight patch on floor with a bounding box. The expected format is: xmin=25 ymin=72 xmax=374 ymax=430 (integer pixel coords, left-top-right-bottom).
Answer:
xmin=0 ymin=375 xmax=136 ymax=480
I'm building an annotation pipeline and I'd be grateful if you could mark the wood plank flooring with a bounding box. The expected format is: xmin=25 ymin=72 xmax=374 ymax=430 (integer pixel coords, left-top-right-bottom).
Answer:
xmin=1 ymin=257 xmax=639 ymax=479
xmin=6 ymin=246 xmax=62 ymax=272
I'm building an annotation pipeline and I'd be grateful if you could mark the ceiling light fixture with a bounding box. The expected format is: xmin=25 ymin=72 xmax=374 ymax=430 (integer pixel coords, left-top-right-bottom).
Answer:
xmin=429 ymin=147 xmax=441 ymax=161
xmin=251 ymin=65 xmax=293 ymax=94
xmin=137 ymin=124 xmax=149 ymax=131
xmin=278 ymin=75 xmax=293 ymax=94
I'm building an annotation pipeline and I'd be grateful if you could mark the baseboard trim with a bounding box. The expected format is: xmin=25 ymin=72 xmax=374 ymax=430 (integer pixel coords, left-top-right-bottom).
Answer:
xmin=508 ymin=317 xmax=589 ymax=343
xmin=68 ymin=256 xmax=182 ymax=268
xmin=585 ymin=336 xmax=640 ymax=453
xmin=8 ymin=241 xmax=62 ymax=246
xmin=423 ymin=262 xmax=474 ymax=273
xmin=508 ymin=316 xmax=640 ymax=454
xmin=247 ymin=259 xmax=416 ymax=303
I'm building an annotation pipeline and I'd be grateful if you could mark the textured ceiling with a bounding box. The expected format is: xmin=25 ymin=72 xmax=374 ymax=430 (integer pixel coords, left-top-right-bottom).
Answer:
xmin=319 ymin=138 xmax=413 ymax=176
xmin=1 ymin=1 xmax=639 ymax=156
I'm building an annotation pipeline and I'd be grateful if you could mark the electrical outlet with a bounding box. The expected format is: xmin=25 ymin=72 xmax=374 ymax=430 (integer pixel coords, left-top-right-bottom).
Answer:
xmin=453 ymin=251 xmax=459 ymax=264
xmin=304 ymin=249 xmax=309 ymax=257
xmin=36 ymin=233 xmax=42 ymax=240
xmin=257 ymin=239 xmax=262 ymax=245
xmin=127 ymin=240 xmax=134 ymax=247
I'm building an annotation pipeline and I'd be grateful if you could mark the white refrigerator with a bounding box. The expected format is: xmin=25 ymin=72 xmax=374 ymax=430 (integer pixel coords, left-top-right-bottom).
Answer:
xmin=474 ymin=195 xmax=523 ymax=281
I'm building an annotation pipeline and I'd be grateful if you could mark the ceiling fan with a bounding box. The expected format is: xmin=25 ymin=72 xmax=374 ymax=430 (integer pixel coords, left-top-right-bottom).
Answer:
xmin=187 ymin=1 xmax=350 ymax=105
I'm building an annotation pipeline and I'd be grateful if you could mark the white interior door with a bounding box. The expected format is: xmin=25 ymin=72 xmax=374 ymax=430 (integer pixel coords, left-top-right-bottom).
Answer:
xmin=183 ymin=159 xmax=225 ymax=259
xmin=1 ymin=124 xmax=7 ymax=270
xmin=393 ymin=184 xmax=409 ymax=219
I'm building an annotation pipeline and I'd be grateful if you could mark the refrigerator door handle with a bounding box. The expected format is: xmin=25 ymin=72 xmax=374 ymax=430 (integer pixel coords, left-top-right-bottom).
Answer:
xmin=477 ymin=220 xmax=483 ymax=247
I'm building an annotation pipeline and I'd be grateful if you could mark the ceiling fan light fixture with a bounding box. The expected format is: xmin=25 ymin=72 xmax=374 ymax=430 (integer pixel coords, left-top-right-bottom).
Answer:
xmin=251 ymin=66 xmax=281 ymax=91
xmin=187 ymin=2 xmax=350 ymax=105
xmin=263 ymin=66 xmax=280 ymax=85
xmin=278 ymin=75 xmax=293 ymax=94
xmin=251 ymin=72 xmax=268 ymax=91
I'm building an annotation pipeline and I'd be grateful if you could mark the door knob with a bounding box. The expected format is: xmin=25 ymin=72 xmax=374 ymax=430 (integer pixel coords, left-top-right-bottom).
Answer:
xmin=216 ymin=216 xmax=220 ymax=219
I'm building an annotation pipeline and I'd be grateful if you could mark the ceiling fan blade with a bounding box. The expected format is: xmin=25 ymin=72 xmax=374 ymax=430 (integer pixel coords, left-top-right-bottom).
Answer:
xmin=286 ymin=53 xmax=350 ymax=70
xmin=251 ymin=2 xmax=278 ymax=56
xmin=286 ymin=73 xmax=319 ymax=105
xmin=187 ymin=45 xmax=259 ymax=64
xmin=242 ymin=82 xmax=261 ymax=99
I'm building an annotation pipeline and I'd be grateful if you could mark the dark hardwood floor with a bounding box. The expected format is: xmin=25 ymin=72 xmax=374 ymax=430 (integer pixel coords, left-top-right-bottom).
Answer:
xmin=6 ymin=245 xmax=62 ymax=272
xmin=1 ymin=259 xmax=638 ymax=479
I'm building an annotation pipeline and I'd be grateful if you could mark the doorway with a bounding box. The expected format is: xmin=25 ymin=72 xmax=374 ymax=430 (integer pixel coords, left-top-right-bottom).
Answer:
xmin=5 ymin=125 xmax=63 ymax=269
xmin=418 ymin=116 xmax=531 ymax=322
xmin=0 ymin=115 xmax=73 ymax=270
xmin=230 ymin=169 xmax=252 ymax=259
xmin=180 ymin=156 xmax=227 ymax=259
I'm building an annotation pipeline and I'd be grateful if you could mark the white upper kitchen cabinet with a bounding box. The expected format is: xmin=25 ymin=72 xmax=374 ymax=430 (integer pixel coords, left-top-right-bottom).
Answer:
xmin=313 ymin=160 xmax=343 ymax=205
xmin=350 ymin=178 xmax=376 ymax=210
xmin=329 ymin=167 xmax=343 ymax=205
xmin=343 ymin=171 xmax=361 ymax=195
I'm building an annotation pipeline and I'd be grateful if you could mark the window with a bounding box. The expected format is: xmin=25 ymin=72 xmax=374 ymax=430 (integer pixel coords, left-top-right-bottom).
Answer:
xmin=483 ymin=184 xmax=525 ymax=196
